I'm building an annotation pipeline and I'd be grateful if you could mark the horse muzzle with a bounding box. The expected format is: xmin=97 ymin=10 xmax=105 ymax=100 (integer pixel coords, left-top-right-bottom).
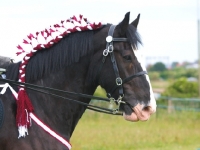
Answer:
xmin=122 ymin=103 xmax=156 ymax=122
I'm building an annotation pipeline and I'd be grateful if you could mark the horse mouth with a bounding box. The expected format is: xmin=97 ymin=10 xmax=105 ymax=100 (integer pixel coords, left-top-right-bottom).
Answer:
xmin=122 ymin=103 xmax=155 ymax=122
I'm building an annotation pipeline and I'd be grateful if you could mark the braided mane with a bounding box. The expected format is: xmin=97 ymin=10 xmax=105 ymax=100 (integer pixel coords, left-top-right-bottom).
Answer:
xmin=17 ymin=15 xmax=102 ymax=83
xmin=25 ymin=30 xmax=95 ymax=82
xmin=12 ymin=15 xmax=103 ymax=138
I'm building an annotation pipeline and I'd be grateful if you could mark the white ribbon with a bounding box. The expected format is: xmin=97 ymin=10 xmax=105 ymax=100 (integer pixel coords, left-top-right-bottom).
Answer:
xmin=0 ymin=83 xmax=18 ymax=99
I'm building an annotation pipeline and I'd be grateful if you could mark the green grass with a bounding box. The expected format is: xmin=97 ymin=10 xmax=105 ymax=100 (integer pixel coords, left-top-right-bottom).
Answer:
xmin=71 ymin=109 xmax=200 ymax=150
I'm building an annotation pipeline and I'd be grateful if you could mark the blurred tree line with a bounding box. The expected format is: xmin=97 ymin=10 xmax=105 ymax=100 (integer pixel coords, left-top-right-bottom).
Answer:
xmin=147 ymin=62 xmax=198 ymax=80
xmin=162 ymin=78 xmax=198 ymax=98
xmin=148 ymin=61 xmax=199 ymax=98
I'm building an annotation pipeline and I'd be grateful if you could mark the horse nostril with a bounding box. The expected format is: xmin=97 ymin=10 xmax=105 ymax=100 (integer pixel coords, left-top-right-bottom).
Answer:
xmin=143 ymin=106 xmax=154 ymax=114
xmin=143 ymin=106 xmax=149 ymax=110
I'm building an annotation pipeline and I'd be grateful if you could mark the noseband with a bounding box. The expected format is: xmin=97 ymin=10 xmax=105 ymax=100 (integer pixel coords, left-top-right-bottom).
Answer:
xmin=102 ymin=25 xmax=147 ymax=106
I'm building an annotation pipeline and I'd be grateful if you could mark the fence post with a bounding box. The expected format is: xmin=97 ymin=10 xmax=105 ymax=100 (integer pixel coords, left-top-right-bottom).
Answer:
xmin=168 ymin=99 xmax=174 ymax=113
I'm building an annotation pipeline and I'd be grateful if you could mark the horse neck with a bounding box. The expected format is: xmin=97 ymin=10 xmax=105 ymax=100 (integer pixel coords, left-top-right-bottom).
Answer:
xmin=29 ymin=56 xmax=97 ymax=139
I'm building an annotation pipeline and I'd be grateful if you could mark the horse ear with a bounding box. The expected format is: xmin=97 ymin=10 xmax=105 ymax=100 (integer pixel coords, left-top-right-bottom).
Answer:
xmin=117 ymin=12 xmax=130 ymax=36
xmin=131 ymin=14 xmax=140 ymax=28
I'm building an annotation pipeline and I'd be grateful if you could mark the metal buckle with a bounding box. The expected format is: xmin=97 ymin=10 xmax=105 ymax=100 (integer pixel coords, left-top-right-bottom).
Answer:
xmin=107 ymin=45 xmax=113 ymax=53
xmin=112 ymin=109 xmax=119 ymax=114
xmin=103 ymin=49 xmax=108 ymax=56
xmin=109 ymin=95 xmax=125 ymax=105
xmin=116 ymin=95 xmax=125 ymax=104
xmin=116 ymin=77 xmax=122 ymax=86
xmin=103 ymin=45 xmax=113 ymax=57
xmin=109 ymin=97 xmax=115 ymax=103
xmin=109 ymin=95 xmax=125 ymax=114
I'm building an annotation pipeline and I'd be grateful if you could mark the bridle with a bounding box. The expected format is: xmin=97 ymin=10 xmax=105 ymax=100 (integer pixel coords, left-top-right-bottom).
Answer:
xmin=100 ymin=25 xmax=147 ymax=107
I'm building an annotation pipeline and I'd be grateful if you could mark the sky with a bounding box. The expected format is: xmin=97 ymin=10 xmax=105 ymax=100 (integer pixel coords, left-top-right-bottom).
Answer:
xmin=0 ymin=0 xmax=199 ymax=65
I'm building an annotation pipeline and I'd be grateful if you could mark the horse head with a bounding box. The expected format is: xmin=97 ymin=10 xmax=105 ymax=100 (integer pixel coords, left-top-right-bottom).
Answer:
xmin=90 ymin=12 xmax=156 ymax=122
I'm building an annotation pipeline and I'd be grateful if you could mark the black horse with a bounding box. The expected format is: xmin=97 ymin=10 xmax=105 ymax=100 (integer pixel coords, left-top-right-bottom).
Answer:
xmin=0 ymin=12 xmax=156 ymax=149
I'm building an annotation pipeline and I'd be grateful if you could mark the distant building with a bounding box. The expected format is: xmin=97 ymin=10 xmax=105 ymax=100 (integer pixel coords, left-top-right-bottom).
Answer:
xmin=187 ymin=77 xmax=198 ymax=82
xmin=185 ymin=63 xmax=198 ymax=69
xmin=145 ymin=56 xmax=170 ymax=68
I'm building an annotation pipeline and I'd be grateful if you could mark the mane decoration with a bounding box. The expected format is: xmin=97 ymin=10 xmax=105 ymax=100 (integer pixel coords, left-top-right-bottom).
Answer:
xmin=16 ymin=15 xmax=102 ymax=138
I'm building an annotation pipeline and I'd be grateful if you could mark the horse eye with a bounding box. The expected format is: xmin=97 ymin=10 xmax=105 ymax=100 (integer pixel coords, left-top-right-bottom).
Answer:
xmin=123 ymin=55 xmax=132 ymax=61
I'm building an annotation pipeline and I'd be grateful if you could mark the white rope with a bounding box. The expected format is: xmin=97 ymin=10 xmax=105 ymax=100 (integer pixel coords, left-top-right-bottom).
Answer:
xmin=30 ymin=113 xmax=72 ymax=149
xmin=0 ymin=83 xmax=18 ymax=99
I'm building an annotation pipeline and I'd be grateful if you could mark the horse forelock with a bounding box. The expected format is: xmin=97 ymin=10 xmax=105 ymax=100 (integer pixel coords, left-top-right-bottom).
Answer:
xmin=126 ymin=25 xmax=142 ymax=50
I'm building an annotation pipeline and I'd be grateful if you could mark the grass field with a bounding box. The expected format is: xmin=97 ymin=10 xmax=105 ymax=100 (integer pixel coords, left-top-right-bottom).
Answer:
xmin=71 ymin=109 xmax=200 ymax=150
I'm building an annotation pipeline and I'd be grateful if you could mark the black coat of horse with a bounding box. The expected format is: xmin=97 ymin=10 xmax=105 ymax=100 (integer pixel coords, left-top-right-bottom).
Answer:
xmin=0 ymin=12 xmax=156 ymax=149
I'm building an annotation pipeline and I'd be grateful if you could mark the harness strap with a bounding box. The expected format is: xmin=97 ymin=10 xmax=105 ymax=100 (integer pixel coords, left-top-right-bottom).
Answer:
xmin=113 ymin=38 xmax=128 ymax=42
xmin=123 ymin=71 xmax=147 ymax=84
xmin=110 ymin=51 xmax=123 ymax=96
xmin=0 ymin=78 xmax=109 ymax=102
xmin=108 ymin=71 xmax=148 ymax=96
xmin=107 ymin=25 xmax=124 ymax=97
xmin=0 ymin=78 xmax=122 ymax=115
xmin=107 ymin=25 xmax=116 ymax=38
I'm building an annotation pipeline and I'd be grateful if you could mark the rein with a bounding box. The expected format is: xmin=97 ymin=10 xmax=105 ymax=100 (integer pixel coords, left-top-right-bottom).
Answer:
xmin=0 ymin=77 xmax=121 ymax=115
